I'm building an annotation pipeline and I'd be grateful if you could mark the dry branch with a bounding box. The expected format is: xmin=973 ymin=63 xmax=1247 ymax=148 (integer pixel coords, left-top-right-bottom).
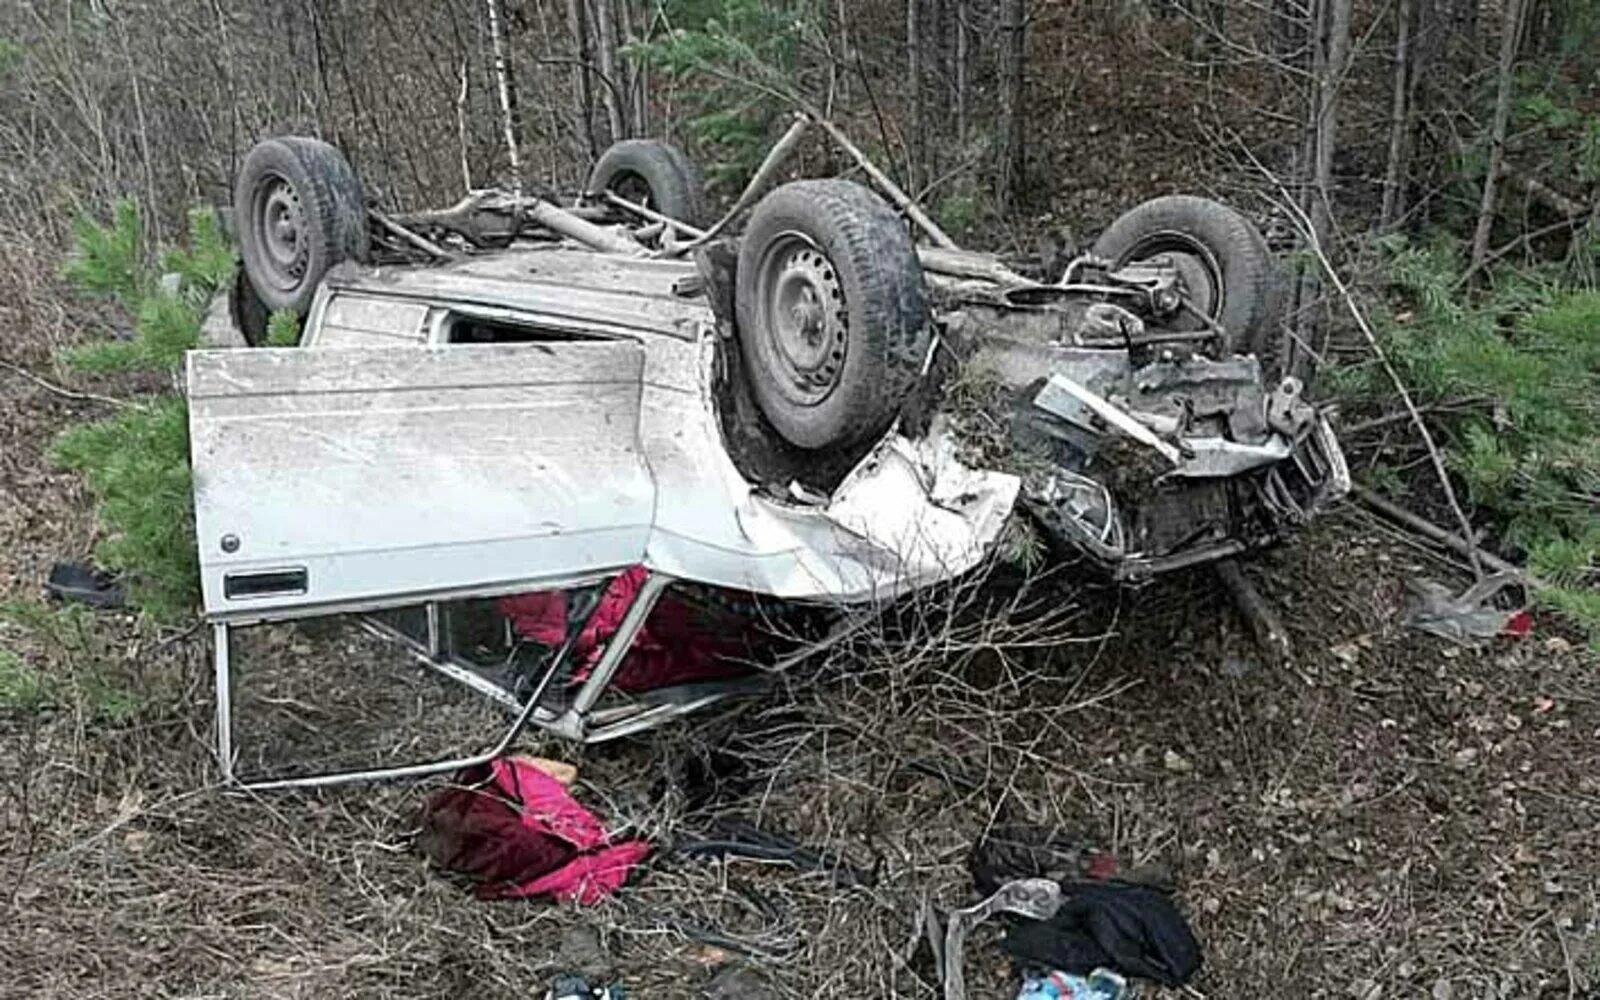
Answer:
xmin=1353 ymin=484 xmax=1537 ymax=587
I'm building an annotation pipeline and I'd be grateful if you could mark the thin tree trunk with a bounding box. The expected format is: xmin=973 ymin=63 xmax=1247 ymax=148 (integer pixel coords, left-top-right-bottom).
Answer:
xmin=1380 ymin=0 xmax=1415 ymax=229
xmin=1309 ymin=0 xmax=1352 ymax=250
xmin=485 ymin=0 xmax=524 ymax=198
xmin=1287 ymin=0 xmax=1327 ymax=378
xmin=1470 ymin=0 xmax=1523 ymax=272
xmin=997 ymin=0 xmax=1027 ymax=209
xmin=565 ymin=0 xmax=597 ymax=161
xmin=624 ymin=0 xmax=649 ymax=136
xmin=955 ymin=0 xmax=969 ymax=149
xmin=1287 ymin=0 xmax=1350 ymax=382
xmin=908 ymin=0 xmax=922 ymax=191
xmin=593 ymin=0 xmax=627 ymax=142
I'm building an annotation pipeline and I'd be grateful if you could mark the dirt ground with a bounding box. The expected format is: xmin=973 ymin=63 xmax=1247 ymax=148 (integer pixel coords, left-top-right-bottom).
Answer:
xmin=2 ymin=268 xmax=1599 ymax=999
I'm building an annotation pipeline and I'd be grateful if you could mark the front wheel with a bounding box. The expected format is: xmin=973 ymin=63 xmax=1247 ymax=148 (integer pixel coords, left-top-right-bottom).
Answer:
xmin=1092 ymin=195 xmax=1275 ymax=358
xmin=735 ymin=180 xmax=931 ymax=452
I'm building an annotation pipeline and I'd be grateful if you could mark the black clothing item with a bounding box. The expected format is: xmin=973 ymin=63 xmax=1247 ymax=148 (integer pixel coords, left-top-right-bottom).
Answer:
xmin=1000 ymin=881 xmax=1202 ymax=987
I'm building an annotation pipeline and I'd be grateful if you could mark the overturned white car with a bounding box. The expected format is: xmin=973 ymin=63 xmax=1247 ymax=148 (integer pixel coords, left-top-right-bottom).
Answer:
xmin=193 ymin=124 xmax=1346 ymax=787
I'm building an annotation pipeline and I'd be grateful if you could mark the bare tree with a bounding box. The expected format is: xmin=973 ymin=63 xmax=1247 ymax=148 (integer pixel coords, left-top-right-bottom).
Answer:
xmin=1379 ymin=0 xmax=1416 ymax=229
xmin=485 ymin=0 xmax=524 ymax=196
xmin=954 ymin=0 xmax=969 ymax=149
xmin=593 ymin=0 xmax=627 ymax=142
xmin=907 ymin=0 xmax=924 ymax=190
xmin=565 ymin=0 xmax=598 ymax=160
xmin=997 ymin=0 xmax=1027 ymax=208
xmin=1285 ymin=0 xmax=1352 ymax=380
xmin=1470 ymin=0 xmax=1525 ymax=272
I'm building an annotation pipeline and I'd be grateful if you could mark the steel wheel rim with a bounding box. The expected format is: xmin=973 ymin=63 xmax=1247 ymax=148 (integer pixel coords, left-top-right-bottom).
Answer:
xmin=755 ymin=232 xmax=848 ymax=407
xmin=251 ymin=174 xmax=308 ymax=293
xmin=608 ymin=170 xmax=654 ymax=210
xmin=1124 ymin=231 xmax=1223 ymax=323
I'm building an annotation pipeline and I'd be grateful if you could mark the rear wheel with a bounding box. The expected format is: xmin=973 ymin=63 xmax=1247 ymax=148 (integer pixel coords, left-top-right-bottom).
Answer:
xmin=735 ymin=180 xmax=930 ymax=452
xmin=235 ymin=136 xmax=367 ymax=316
xmin=1092 ymin=195 xmax=1274 ymax=358
xmin=587 ymin=139 xmax=706 ymax=228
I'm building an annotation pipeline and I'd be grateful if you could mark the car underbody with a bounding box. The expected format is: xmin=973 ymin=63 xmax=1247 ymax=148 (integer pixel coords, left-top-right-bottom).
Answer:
xmin=195 ymin=120 xmax=1348 ymax=786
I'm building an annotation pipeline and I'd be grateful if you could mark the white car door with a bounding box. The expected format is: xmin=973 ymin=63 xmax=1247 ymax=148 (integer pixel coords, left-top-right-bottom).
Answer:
xmin=187 ymin=341 xmax=655 ymax=620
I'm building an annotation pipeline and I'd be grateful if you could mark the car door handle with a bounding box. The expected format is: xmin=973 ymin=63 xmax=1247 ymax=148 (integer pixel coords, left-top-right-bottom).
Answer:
xmin=224 ymin=568 xmax=309 ymax=599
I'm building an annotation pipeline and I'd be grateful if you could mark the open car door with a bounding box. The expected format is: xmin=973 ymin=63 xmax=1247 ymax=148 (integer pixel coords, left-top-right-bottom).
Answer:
xmin=187 ymin=342 xmax=655 ymax=621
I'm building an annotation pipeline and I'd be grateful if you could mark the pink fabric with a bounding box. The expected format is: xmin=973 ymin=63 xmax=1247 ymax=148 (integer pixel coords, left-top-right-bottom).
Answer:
xmin=490 ymin=757 xmax=610 ymax=851
xmin=478 ymin=757 xmax=650 ymax=904
xmin=420 ymin=757 xmax=650 ymax=905
xmin=497 ymin=567 xmax=753 ymax=694
xmin=500 ymin=841 xmax=654 ymax=904
xmin=498 ymin=590 xmax=569 ymax=647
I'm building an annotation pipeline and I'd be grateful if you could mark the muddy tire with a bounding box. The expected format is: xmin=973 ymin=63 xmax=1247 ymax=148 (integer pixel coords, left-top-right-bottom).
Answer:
xmin=587 ymin=139 xmax=706 ymax=228
xmin=1092 ymin=195 xmax=1273 ymax=357
xmin=234 ymin=136 xmax=367 ymax=316
xmin=735 ymin=180 xmax=931 ymax=451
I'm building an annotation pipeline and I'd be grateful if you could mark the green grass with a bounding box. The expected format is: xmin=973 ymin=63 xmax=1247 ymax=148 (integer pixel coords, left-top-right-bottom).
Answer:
xmin=0 ymin=601 xmax=147 ymax=721
xmin=0 ymin=648 xmax=49 ymax=711
xmin=265 ymin=310 xmax=302 ymax=347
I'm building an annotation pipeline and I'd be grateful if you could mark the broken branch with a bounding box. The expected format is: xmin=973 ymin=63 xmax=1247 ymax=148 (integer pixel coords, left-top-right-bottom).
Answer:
xmin=809 ymin=112 xmax=960 ymax=249
xmin=1352 ymin=484 xmax=1538 ymax=587
xmin=1215 ymin=558 xmax=1292 ymax=664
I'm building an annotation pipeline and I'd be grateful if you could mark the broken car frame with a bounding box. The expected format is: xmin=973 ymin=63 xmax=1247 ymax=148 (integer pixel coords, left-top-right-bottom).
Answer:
xmin=197 ymin=113 xmax=1347 ymax=789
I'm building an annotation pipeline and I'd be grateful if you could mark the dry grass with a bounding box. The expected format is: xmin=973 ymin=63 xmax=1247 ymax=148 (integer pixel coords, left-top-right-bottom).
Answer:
xmin=4 ymin=245 xmax=1600 ymax=998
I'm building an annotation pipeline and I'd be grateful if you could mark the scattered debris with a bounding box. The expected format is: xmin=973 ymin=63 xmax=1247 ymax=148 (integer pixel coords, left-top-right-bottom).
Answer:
xmin=949 ymin=828 xmax=1201 ymax=996
xmin=547 ymin=973 xmax=625 ymax=1000
xmin=44 ymin=561 xmax=124 ymax=609
xmin=996 ymin=881 xmax=1202 ymax=988
xmin=943 ymin=878 xmax=1065 ymax=1000
xmin=1016 ymin=968 xmax=1128 ymax=999
xmin=1406 ymin=572 xmax=1529 ymax=644
xmin=674 ymin=818 xmax=877 ymax=888
xmin=417 ymin=756 xmax=649 ymax=904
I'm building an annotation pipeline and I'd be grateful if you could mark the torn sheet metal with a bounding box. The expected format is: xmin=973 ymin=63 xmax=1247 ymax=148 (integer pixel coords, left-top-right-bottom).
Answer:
xmin=1034 ymin=373 xmax=1184 ymax=465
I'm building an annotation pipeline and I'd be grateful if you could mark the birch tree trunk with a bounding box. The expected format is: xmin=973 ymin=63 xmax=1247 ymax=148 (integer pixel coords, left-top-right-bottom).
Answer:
xmin=485 ymin=0 xmax=523 ymax=198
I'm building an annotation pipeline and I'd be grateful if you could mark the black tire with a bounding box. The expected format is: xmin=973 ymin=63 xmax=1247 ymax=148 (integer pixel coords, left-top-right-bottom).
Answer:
xmin=735 ymin=180 xmax=931 ymax=451
xmin=234 ymin=136 xmax=367 ymax=316
xmin=1092 ymin=195 xmax=1273 ymax=357
xmin=587 ymin=139 xmax=707 ymax=228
